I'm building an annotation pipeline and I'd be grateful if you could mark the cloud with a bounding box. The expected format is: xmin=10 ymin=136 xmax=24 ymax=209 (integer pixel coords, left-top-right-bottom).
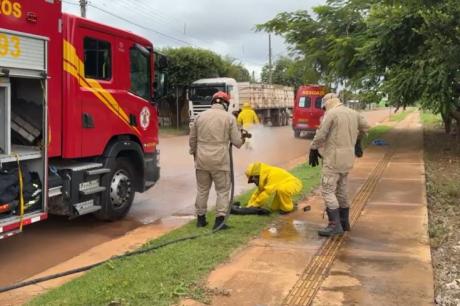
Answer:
xmin=63 ymin=0 xmax=324 ymax=79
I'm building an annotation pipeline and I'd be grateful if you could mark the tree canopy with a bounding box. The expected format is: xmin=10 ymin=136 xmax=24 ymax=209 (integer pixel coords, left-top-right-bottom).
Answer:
xmin=257 ymin=0 xmax=460 ymax=134
xmin=158 ymin=47 xmax=251 ymax=127
xmin=161 ymin=47 xmax=250 ymax=87
xmin=260 ymin=56 xmax=320 ymax=88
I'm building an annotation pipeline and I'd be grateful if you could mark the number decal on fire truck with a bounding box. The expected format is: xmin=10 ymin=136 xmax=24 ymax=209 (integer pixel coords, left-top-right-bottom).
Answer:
xmin=0 ymin=33 xmax=21 ymax=58
xmin=0 ymin=0 xmax=22 ymax=19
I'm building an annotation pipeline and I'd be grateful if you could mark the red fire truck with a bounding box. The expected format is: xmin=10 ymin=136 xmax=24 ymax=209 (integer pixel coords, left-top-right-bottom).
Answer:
xmin=292 ymin=85 xmax=326 ymax=138
xmin=0 ymin=0 xmax=167 ymax=239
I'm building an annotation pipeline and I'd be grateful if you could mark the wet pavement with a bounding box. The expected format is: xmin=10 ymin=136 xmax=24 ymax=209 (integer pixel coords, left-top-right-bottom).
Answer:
xmin=0 ymin=109 xmax=389 ymax=296
xmin=180 ymin=112 xmax=434 ymax=306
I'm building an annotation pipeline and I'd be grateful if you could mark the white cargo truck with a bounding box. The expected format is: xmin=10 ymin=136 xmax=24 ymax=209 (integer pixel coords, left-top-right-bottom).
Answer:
xmin=188 ymin=78 xmax=294 ymax=126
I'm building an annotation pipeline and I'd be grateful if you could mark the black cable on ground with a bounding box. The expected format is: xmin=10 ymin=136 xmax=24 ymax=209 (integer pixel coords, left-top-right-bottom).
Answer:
xmin=0 ymin=143 xmax=238 ymax=294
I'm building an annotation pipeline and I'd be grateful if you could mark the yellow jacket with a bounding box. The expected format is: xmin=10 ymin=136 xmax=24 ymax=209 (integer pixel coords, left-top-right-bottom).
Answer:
xmin=237 ymin=104 xmax=259 ymax=128
xmin=245 ymin=162 xmax=302 ymax=207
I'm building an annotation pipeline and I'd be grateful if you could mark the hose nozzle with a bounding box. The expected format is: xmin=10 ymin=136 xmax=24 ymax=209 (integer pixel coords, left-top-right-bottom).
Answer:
xmin=241 ymin=129 xmax=252 ymax=139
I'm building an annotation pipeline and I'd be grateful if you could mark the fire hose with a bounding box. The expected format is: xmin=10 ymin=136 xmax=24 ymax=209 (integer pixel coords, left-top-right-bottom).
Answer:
xmin=0 ymin=132 xmax=249 ymax=294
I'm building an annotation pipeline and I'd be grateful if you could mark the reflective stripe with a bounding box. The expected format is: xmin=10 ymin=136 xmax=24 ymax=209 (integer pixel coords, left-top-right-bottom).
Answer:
xmin=0 ymin=212 xmax=47 ymax=238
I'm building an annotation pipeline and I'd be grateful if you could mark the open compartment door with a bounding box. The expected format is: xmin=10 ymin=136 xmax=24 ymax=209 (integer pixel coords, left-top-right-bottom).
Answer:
xmin=0 ymin=29 xmax=49 ymax=239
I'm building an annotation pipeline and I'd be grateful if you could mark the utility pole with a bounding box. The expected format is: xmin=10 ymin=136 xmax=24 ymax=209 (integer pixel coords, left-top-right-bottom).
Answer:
xmin=80 ymin=0 xmax=88 ymax=18
xmin=268 ymin=34 xmax=273 ymax=84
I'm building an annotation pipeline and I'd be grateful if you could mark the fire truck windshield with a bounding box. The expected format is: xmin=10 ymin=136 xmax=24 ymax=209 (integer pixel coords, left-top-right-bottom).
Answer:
xmin=190 ymin=84 xmax=226 ymax=104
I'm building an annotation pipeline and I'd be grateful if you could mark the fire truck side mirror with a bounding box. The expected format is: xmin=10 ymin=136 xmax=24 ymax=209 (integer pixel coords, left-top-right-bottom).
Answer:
xmin=153 ymin=52 xmax=169 ymax=102
xmin=158 ymin=56 xmax=168 ymax=70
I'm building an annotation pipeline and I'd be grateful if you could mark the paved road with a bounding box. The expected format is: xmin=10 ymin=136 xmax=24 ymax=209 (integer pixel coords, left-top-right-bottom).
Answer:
xmin=0 ymin=109 xmax=390 ymax=287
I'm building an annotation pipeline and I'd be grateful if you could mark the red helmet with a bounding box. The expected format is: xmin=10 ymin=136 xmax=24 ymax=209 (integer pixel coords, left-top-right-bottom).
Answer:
xmin=212 ymin=91 xmax=230 ymax=104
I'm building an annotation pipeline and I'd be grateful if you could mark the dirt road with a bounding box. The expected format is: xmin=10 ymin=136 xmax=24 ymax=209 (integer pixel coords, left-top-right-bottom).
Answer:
xmin=0 ymin=109 xmax=390 ymax=288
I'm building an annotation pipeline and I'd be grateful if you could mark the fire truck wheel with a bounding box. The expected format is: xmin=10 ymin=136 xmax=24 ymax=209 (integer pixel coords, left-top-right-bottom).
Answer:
xmin=294 ymin=129 xmax=301 ymax=138
xmin=97 ymin=158 xmax=135 ymax=221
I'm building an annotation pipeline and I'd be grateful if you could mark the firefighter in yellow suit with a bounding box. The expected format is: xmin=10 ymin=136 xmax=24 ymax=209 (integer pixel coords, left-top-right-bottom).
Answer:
xmin=237 ymin=102 xmax=260 ymax=128
xmin=245 ymin=162 xmax=303 ymax=213
xmin=237 ymin=102 xmax=260 ymax=149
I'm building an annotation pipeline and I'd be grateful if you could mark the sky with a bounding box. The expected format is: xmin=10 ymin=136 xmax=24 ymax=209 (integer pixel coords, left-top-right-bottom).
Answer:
xmin=62 ymin=0 xmax=325 ymax=79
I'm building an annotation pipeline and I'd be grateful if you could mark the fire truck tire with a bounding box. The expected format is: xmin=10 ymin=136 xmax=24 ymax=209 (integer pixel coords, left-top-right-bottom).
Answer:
xmin=294 ymin=129 xmax=301 ymax=138
xmin=96 ymin=158 xmax=135 ymax=221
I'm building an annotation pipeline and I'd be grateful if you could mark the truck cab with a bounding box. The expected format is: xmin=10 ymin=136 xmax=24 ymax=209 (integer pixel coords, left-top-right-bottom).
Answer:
xmin=188 ymin=77 xmax=239 ymax=123
xmin=292 ymin=85 xmax=326 ymax=138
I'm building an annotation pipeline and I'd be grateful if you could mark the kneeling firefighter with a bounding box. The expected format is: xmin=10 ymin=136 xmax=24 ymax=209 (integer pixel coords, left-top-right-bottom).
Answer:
xmin=309 ymin=93 xmax=369 ymax=237
xmin=189 ymin=91 xmax=245 ymax=229
xmin=245 ymin=162 xmax=302 ymax=213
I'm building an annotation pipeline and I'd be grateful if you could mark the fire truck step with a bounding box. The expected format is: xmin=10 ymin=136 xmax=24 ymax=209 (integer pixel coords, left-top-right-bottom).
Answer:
xmin=48 ymin=186 xmax=62 ymax=198
xmin=80 ymin=186 xmax=106 ymax=196
xmin=86 ymin=168 xmax=111 ymax=176
xmin=73 ymin=200 xmax=101 ymax=216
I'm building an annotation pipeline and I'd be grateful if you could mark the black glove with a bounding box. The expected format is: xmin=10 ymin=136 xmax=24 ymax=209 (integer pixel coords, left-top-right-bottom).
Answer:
xmin=355 ymin=139 xmax=363 ymax=158
xmin=309 ymin=149 xmax=322 ymax=167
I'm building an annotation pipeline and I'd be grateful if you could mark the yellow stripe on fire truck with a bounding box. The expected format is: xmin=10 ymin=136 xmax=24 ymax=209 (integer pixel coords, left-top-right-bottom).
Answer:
xmin=63 ymin=40 xmax=141 ymax=136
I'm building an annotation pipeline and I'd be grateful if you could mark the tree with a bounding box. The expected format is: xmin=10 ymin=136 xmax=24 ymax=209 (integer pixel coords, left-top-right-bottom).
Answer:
xmin=257 ymin=0 xmax=460 ymax=139
xmin=222 ymin=56 xmax=251 ymax=82
xmin=159 ymin=47 xmax=251 ymax=126
xmin=260 ymin=56 xmax=320 ymax=88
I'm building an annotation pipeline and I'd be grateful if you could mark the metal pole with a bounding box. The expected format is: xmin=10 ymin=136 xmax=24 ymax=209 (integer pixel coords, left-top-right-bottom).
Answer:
xmin=80 ymin=0 xmax=87 ymax=18
xmin=176 ymin=87 xmax=179 ymax=129
xmin=268 ymin=34 xmax=273 ymax=84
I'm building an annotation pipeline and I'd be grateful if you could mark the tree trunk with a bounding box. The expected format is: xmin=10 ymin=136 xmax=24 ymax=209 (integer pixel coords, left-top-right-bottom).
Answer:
xmin=441 ymin=112 xmax=452 ymax=134
xmin=457 ymin=119 xmax=460 ymax=143
xmin=450 ymin=110 xmax=460 ymax=143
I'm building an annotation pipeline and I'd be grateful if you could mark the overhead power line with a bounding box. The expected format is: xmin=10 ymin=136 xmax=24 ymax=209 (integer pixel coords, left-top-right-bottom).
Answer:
xmin=87 ymin=3 xmax=194 ymax=46
xmin=62 ymin=0 xmax=264 ymax=69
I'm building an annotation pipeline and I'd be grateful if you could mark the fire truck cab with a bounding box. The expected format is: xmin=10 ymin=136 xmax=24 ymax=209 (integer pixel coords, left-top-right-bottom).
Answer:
xmin=292 ymin=85 xmax=326 ymax=138
xmin=0 ymin=0 xmax=166 ymax=239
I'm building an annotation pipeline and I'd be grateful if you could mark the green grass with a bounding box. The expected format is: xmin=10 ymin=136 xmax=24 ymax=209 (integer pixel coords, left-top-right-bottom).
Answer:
xmin=363 ymin=125 xmax=392 ymax=148
xmin=389 ymin=108 xmax=415 ymax=122
xmin=28 ymin=123 xmax=391 ymax=306
xmin=28 ymin=165 xmax=321 ymax=306
xmin=159 ymin=127 xmax=188 ymax=137
xmin=420 ymin=112 xmax=442 ymax=126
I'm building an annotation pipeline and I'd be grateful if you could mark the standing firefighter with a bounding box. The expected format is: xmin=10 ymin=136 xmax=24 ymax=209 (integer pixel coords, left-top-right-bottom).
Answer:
xmin=237 ymin=102 xmax=260 ymax=150
xmin=189 ymin=91 xmax=244 ymax=229
xmin=309 ymin=93 xmax=369 ymax=237
xmin=237 ymin=102 xmax=260 ymax=128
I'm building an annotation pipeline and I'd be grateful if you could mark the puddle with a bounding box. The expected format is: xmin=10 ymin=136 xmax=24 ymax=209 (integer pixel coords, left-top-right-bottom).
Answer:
xmin=261 ymin=218 xmax=318 ymax=241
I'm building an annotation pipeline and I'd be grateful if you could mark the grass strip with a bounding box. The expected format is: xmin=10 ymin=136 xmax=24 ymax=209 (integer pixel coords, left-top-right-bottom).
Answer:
xmin=28 ymin=124 xmax=392 ymax=306
xmin=159 ymin=127 xmax=188 ymax=137
xmin=420 ymin=111 xmax=441 ymax=126
xmin=389 ymin=108 xmax=415 ymax=122
xmin=363 ymin=125 xmax=392 ymax=148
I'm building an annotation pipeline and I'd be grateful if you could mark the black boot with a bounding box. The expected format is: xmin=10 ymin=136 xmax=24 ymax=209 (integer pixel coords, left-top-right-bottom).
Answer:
xmin=196 ymin=215 xmax=208 ymax=227
xmin=339 ymin=207 xmax=350 ymax=231
xmin=213 ymin=216 xmax=229 ymax=230
xmin=318 ymin=208 xmax=344 ymax=237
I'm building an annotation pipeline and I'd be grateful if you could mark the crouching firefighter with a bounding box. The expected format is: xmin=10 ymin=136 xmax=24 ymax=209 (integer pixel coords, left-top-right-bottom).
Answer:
xmin=309 ymin=93 xmax=369 ymax=237
xmin=245 ymin=162 xmax=303 ymax=213
xmin=189 ymin=91 xmax=245 ymax=229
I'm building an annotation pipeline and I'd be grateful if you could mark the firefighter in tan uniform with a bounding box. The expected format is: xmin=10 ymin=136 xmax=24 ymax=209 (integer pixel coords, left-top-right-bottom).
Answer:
xmin=309 ymin=93 xmax=369 ymax=237
xmin=189 ymin=91 xmax=244 ymax=229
